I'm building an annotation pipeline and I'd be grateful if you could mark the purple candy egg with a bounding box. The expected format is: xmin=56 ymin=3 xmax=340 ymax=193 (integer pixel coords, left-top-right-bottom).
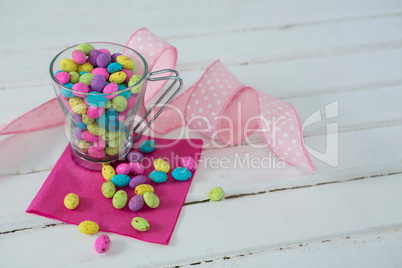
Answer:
xmin=111 ymin=53 xmax=122 ymax=62
xmin=90 ymin=74 xmax=106 ymax=92
xmin=96 ymin=53 xmax=111 ymax=68
xmin=129 ymin=175 xmax=147 ymax=189
xmin=88 ymin=49 xmax=101 ymax=66
xmin=128 ymin=195 xmax=145 ymax=211
xmin=75 ymin=128 xmax=84 ymax=140
xmin=127 ymin=151 xmax=143 ymax=162
xmin=72 ymin=113 xmax=82 ymax=123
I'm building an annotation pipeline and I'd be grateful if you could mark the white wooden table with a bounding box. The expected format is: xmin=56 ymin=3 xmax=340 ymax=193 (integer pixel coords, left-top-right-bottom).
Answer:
xmin=1 ymin=0 xmax=402 ymax=267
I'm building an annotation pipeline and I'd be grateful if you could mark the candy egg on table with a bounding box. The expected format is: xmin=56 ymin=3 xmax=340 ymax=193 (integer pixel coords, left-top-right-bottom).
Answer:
xmin=64 ymin=193 xmax=79 ymax=210
xmin=101 ymin=181 xmax=116 ymax=198
xmin=79 ymin=220 xmax=99 ymax=235
xmin=116 ymin=163 xmax=131 ymax=175
xmin=128 ymin=195 xmax=145 ymax=212
xmin=95 ymin=235 xmax=110 ymax=254
xmin=153 ymin=158 xmax=170 ymax=173
xmin=143 ymin=192 xmax=160 ymax=208
xmin=129 ymin=175 xmax=147 ymax=189
xmin=180 ymin=156 xmax=197 ymax=171
xmin=172 ymin=167 xmax=192 ymax=181
xmin=135 ymin=184 xmax=154 ymax=195
xmin=102 ymin=165 xmax=116 ymax=181
xmin=130 ymin=162 xmax=145 ymax=175
xmin=131 ymin=217 xmax=149 ymax=232
xmin=112 ymin=190 xmax=127 ymax=209
xmin=111 ymin=174 xmax=131 ymax=187
xmin=139 ymin=140 xmax=156 ymax=153
xmin=149 ymin=170 xmax=168 ymax=184
xmin=209 ymin=187 xmax=224 ymax=201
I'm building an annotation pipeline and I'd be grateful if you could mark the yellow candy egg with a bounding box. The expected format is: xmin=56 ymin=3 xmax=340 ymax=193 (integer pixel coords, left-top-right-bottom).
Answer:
xmin=64 ymin=193 xmax=79 ymax=209
xmin=109 ymin=71 xmax=126 ymax=84
xmin=135 ymin=184 xmax=154 ymax=195
xmin=77 ymin=62 xmax=94 ymax=73
xmin=153 ymin=158 xmax=170 ymax=173
xmin=60 ymin=59 xmax=78 ymax=72
xmin=102 ymin=165 xmax=116 ymax=181
xmin=69 ymin=97 xmax=87 ymax=115
xmin=78 ymin=220 xmax=99 ymax=235
xmin=116 ymin=55 xmax=134 ymax=70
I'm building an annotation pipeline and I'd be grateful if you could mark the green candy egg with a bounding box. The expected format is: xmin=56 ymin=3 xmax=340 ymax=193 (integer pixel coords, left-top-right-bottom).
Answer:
xmin=105 ymin=99 xmax=112 ymax=109
xmin=105 ymin=146 xmax=120 ymax=156
xmin=144 ymin=192 xmax=160 ymax=208
xmin=112 ymin=96 xmax=127 ymax=112
xmin=112 ymin=190 xmax=127 ymax=209
xmin=77 ymin=43 xmax=95 ymax=56
xmin=101 ymin=181 xmax=116 ymax=198
xmin=128 ymin=74 xmax=142 ymax=94
xmin=69 ymin=71 xmax=79 ymax=83
xmin=78 ymin=73 xmax=95 ymax=86
xmin=82 ymin=114 xmax=95 ymax=125
xmin=131 ymin=217 xmax=150 ymax=232
xmin=209 ymin=187 xmax=224 ymax=202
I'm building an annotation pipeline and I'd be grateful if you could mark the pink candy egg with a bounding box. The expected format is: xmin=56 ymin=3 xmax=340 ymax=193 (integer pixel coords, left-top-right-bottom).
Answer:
xmin=93 ymin=139 xmax=106 ymax=150
xmin=121 ymin=69 xmax=134 ymax=83
xmin=87 ymin=106 xmax=104 ymax=119
xmin=103 ymin=83 xmax=119 ymax=99
xmin=81 ymin=130 xmax=98 ymax=142
xmin=88 ymin=146 xmax=106 ymax=158
xmin=180 ymin=156 xmax=197 ymax=171
xmin=72 ymin=83 xmax=89 ymax=98
xmin=72 ymin=50 xmax=86 ymax=64
xmin=116 ymin=163 xmax=131 ymax=175
xmin=94 ymin=235 xmax=110 ymax=254
xmin=92 ymin=67 xmax=110 ymax=80
xmin=127 ymin=96 xmax=136 ymax=109
xmin=56 ymin=72 xmax=70 ymax=84
xmin=117 ymin=110 xmax=128 ymax=122
xmin=99 ymin=49 xmax=111 ymax=55
xmin=130 ymin=162 xmax=145 ymax=175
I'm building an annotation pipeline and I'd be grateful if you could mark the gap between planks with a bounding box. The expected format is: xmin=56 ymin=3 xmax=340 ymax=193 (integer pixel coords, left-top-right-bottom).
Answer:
xmin=1 ymin=170 xmax=400 ymax=237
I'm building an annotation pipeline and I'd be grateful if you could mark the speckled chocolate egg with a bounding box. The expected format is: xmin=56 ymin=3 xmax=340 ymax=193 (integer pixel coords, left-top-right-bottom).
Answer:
xmin=180 ymin=156 xmax=197 ymax=171
xmin=79 ymin=220 xmax=99 ymax=235
xmin=111 ymin=174 xmax=131 ymax=187
xmin=143 ymin=192 xmax=160 ymax=208
xmin=96 ymin=52 xmax=111 ymax=68
xmin=111 ymin=96 xmax=127 ymax=112
xmin=102 ymin=165 xmax=116 ymax=181
xmin=112 ymin=190 xmax=127 ymax=209
xmin=128 ymin=195 xmax=145 ymax=211
xmin=135 ymin=184 xmax=154 ymax=195
xmin=153 ymin=158 xmax=170 ymax=173
xmin=116 ymin=163 xmax=131 ymax=175
xmin=90 ymin=74 xmax=106 ymax=92
xmin=172 ymin=167 xmax=192 ymax=181
xmin=139 ymin=140 xmax=156 ymax=153
xmin=130 ymin=162 xmax=145 ymax=175
xmin=129 ymin=175 xmax=147 ymax=189
xmin=131 ymin=217 xmax=149 ymax=232
xmin=209 ymin=187 xmax=224 ymax=201
xmin=101 ymin=181 xmax=116 ymax=199
xmin=127 ymin=151 xmax=143 ymax=162
xmin=64 ymin=193 xmax=79 ymax=210
xmin=94 ymin=235 xmax=110 ymax=254
xmin=149 ymin=170 xmax=168 ymax=184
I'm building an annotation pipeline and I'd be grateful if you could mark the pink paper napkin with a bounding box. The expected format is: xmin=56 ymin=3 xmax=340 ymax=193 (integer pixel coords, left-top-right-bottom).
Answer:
xmin=27 ymin=135 xmax=203 ymax=245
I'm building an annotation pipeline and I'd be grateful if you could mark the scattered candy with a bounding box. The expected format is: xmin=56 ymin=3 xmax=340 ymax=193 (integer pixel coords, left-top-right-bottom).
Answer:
xmin=102 ymin=165 xmax=116 ymax=181
xmin=79 ymin=220 xmax=99 ymax=235
xmin=149 ymin=170 xmax=168 ymax=184
xmin=126 ymin=151 xmax=143 ymax=162
xmin=101 ymin=181 xmax=116 ymax=198
xmin=128 ymin=195 xmax=145 ymax=211
xmin=95 ymin=235 xmax=110 ymax=254
xmin=130 ymin=162 xmax=145 ymax=175
xmin=115 ymin=163 xmax=131 ymax=175
xmin=143 ymin=192 xmax=160 ymax=208
xmin=64 ymin=193 xmax=79 ymax=210
xmin=172 ymin=167 xmax=192 ymax=181
xmin=129 ymin=175 xmax=147 ymax=189
xmin=209 ymin=187 xmax=224 ymax=201
xmin=111 ymin=174 xmax=131 ymax=187
xmin=131 ymin=217 xmax=150 ymax=232
xmin=153 ymin=158 xmax=170 ymax=173
xmin=112 ymin=190 xmax=128 ymax=209
xmin=139 ymin=140 xmax=156 ymax=153
xmin=180 ymin=156 xmax=197 ymax=171
xmin=135 ymin=184 xmax=154 ymax=195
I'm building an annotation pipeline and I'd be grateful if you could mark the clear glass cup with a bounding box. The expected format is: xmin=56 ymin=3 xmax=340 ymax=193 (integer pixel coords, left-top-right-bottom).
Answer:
xmin=49 ymin=42 xmax=182 ymax=169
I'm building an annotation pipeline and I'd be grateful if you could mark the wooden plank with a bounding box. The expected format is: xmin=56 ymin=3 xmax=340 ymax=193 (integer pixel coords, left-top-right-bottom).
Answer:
xmin=1 ymin=15 xmax=402 ymax=88
xmin=181 ymin=228 xmax=402 ymax=267
xmin=1 ymin=125 xmax=401 ymax=232
xmin=1 ymin=174 xmax=401 ymax=267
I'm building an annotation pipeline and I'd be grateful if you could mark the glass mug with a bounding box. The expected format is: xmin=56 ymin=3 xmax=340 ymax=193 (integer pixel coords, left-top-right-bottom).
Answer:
xmin=49 ymin=42 xmax=182 ymax=170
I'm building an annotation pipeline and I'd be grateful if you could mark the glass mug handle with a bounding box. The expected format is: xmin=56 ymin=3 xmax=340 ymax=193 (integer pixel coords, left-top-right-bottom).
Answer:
xmin=131 ymin=69 xmax=183 ymax=142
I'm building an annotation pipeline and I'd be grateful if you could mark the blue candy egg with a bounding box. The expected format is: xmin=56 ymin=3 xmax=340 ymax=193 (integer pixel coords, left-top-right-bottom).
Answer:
xmin=172 ymin=167 xmax=192 ymax=181
xmin=139 ymin=140 xmax=157 ymax=153
xmin=75 ymin=121 xmax=87 ymax=130
xmin=106 ymin=107 xmax=118 ymax=119
xmin=149 ymin=170 xmax=168 ymax=183
xmin=107 ymin=62 xmax=123 ymax=74
xmin=79 ymin=71 xmax=88 ymax=76
xmin=97 ymin=113 xmax=109 ymax=129
xmin=111 ymin=174 xmax=131 ymax=187
xmin=60 ymin=83 xmax=74 ymax=98
xmin=86 ymin=92 xmax=107 ymax=108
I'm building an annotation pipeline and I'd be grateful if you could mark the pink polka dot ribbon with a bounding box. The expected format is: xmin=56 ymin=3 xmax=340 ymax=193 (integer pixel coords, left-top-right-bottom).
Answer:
xmin=0 ymin=28 xmax=314 ymax=172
